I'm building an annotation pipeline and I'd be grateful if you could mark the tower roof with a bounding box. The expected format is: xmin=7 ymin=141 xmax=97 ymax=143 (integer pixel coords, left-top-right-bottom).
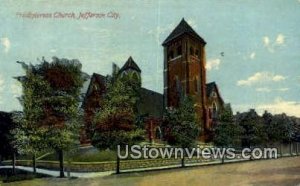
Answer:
xmin=120 ymin=56 xmax=141 ymax=73
xmin=162 ymin=18 xmax=206 ymax=46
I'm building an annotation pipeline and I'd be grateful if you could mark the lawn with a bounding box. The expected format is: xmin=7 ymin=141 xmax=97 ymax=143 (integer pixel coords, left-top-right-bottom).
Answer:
xmin=0 ymin=168 xmax=49 ymax=183
xmin=39 ymin=146 xmax=117 ymax=162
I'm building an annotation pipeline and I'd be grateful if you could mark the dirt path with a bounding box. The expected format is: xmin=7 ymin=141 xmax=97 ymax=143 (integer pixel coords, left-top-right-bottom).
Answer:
xmin=4 ymin=156 xmax=300 ymax=186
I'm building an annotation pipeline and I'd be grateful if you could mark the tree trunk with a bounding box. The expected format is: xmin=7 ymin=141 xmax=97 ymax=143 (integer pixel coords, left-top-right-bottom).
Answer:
xmin=32 ymin=153 xmax=36 ymax=174
xmin=58 ymin=149 xmax=65 ymax=178
xmin=67 ymin=160 xmax=71 ymax=178
xmin=12 ymin=152 xmax=16 ymax=175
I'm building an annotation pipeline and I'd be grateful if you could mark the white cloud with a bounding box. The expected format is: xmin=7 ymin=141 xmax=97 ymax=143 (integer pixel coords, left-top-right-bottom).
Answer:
xmin=1 ymin=37 xmax=10 ymax=53
xmin=275 ymin=34 xmax=285 ymax=45
xmin=263 ymin=36 xmax=270 ymax=47
xmin=233 ymin=98 xmax=300 ymax=117
xmin=255 ymin=87 xmax=289 ymax=92
xmin=262 ymin=34 xmax=285 ymax=53
xmin=256 ymin=97 xmax=300 ymax=117
xmin=237 ymin=71 xmax=286 ymax=86
xmin=256 ymin=87 xmax=271 ymax=92
xmin=50 ymin=49 xmax=56 ymax=53
xmin=250 ymin=52 xmax=256 ymax=59
xmin=272 ymin=75 xmax=286 ymax=81
xmin=277 ymin=88 xmax=289 ymax=92
xmin=206 ymin=58 xmax=221 ymax=71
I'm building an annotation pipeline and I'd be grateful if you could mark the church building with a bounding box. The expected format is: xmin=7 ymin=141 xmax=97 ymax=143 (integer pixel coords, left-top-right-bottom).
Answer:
xmin=81 ymin=18 xmax=224 ymax=143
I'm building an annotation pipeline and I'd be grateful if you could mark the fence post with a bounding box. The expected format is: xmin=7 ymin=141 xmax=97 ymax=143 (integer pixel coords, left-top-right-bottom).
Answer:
xmin=181 ymin=157 xmax=185 ymax=167
xmin=12 ymin=152 xmax=16 ymax=175
xmin=221 ymin=147 xmax=225 ymax=164
xmin=290 ymin=142 xmax=293 ymax=156
xmin=116 ymin=156 xmax=120 ymax=174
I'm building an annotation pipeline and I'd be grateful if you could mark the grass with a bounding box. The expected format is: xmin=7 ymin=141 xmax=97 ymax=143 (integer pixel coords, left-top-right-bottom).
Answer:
xmin=0 ymin=168 xmax=49 ymax=183
xmin=70 ymin=150 xmax=117 ymax=162
xmin=39 ymin=147 xmax=118 ymax=162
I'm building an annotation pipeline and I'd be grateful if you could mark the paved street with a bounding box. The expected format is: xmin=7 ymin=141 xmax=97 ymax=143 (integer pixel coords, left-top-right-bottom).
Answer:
xmin=3 ymin=156 xmax=300 ymax=186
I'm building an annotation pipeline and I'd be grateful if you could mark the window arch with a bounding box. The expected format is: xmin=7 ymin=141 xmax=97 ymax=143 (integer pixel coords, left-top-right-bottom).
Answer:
xmin=155 ymin=126 xmax=162 ymax=140
xmin=190 ymin=47 xmax=194 ymax=55
xmin=177 ymin=46 xmax=182 ymax=56
xmin=212 ymin=102 xmax=218 ymax=119
xmin=168 ymin=50 xmax=174 ymax=60
xmin=194 ymin=77 xmax=198 ymax=92
xmin=132 ymin=71 xmax=140 ymax=79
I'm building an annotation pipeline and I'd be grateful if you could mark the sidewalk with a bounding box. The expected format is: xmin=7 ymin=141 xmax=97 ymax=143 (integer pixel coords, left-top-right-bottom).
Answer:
xmin=1 ymin=154 xmax=297 ymax=178
xmin=0 ymin=165 xmax=114 ymax=178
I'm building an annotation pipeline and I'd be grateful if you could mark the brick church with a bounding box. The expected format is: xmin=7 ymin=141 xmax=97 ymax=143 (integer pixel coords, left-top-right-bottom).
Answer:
xmin=81 ymin=18 xmax=224 ymax=143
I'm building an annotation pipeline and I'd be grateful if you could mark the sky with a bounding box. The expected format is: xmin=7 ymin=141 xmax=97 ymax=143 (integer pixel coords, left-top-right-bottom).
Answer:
xmin=0 ymin=0 xmax=300 ymax=117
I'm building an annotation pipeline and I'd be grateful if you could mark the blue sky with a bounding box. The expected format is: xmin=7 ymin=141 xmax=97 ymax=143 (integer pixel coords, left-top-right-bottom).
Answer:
xmin=0 ymin=0 xmax=300 ymax=117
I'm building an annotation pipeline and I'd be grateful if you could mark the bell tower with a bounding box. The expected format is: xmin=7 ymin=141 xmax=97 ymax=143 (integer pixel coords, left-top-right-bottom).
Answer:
xmin=162 ymin=18 xmax=208 ymax=133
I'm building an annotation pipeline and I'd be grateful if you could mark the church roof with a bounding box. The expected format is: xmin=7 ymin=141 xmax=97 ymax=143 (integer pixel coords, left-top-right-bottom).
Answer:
xmin=162 ymin=18 xmax=206 ymax=46
xmin=138 ymin=88 xmax=164 ymax=118
xmin=206 ymin=82 xmax=224 ymax=104
xmin=206 ymin=82 xmax=217 ymax=97
xmin=81 ymin=73 xmax=106 ymax=108
xmin=120 ymin=56 xmax=141 ymax=73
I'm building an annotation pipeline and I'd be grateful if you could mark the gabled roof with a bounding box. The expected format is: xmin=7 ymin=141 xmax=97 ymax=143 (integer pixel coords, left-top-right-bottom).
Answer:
xmin=138 ymin=88 xmax=164 ymax=118
xmin=81 ymin=73 xmax=106 ymax=108
xmin=92 ymin=73 xmax=106 ymax=85
xmin=206 ymin=82 xmax=224 ymax=104
xmin=120 ymin=56 xmax=141 ymax=73
xmin=162 ymin=18 xmax=206 ymax=46
xmin=206 ymin=82 xmax=216 ymax=97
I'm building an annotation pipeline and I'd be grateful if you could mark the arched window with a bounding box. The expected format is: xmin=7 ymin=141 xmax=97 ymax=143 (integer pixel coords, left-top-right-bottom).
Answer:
xmin=190 ymin=47 xmax=194 ymax=55
xmin=93 ymin=84 xmax=99 ymax=91
xmin=168 ymin=50 xmax=174 ymax=60
xmin=177 ymin=46 xmax=182 ymax=56
xmin=132 ymin=71 xmax=140 ymax=80
xmin=175 ymin=76 xmax=181 ymax=92
xmin=194 ymin=77 xmax=198 ymax=92
xmin=195 ymin=49 xmax=199 ymax=57
xmin=155 ymin=127 xmax=162 ymax=140
xmin=212 ymin=91 xmax=217 ymax=97
xmin=212 ymin=102 xmax=218 ymax=119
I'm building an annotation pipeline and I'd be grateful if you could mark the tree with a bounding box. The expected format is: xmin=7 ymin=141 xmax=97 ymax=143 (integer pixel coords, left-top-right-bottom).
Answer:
xmin=163 ymin=96 xmax=200 ymax=148
xmin=92 ymin=72 xmax=144 ymax=150
xmin=41 ymin=57 xmax=85 ymax=177
xmin=14 ymin=57 xmax=86 ymax=177
xmin=237 ymin=109 xmax=267 ymax=147
xmin=268 ymin=113 xmax=294 ymax=143
xmin=213 ymin=104 xmax=241 ymax=147
xmin=12 ymin=64 xmax=51 ymax=174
